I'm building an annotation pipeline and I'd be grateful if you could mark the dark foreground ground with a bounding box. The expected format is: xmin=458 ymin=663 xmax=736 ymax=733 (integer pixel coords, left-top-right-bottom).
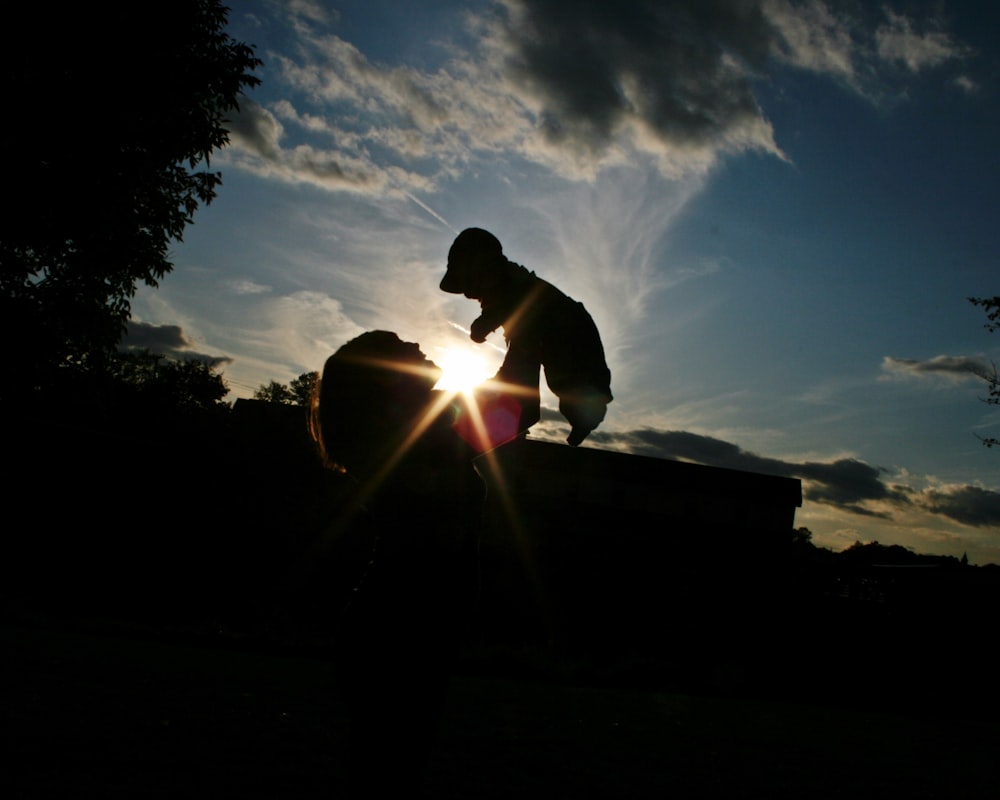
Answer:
xmin=5 ymin=620 xmax=999 ymax=799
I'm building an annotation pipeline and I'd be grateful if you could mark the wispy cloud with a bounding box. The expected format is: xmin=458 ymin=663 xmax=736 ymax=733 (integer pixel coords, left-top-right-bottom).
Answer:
xmin=224 ymin=1 xmax=974 ymax=197
xmin=766 ymin=1 xmax=973 ymax=98
xmin=226 ymin=278 xmax=272 ymax=296
xmin=954 ymin=74 xmax=979 ymax=94
xmin=518 ymin=166 xmax=708 ymax=380
xmin=226 ymin=98 xmax=413 ymax=193
xmin=230 ymin=290 xmax=366 ymax=376
xmin=875 ymin=9 xmax=972 ymax=73
xmin=880 ymin=354 xmax=990 ymax=383
xmin=764 ymin=0 xmax=859 ymax=83
xmin=287 ymin=0 xmax=335 ymax=27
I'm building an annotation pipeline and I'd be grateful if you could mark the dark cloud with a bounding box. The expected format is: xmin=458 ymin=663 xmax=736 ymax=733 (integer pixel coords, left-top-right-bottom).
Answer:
xmin=598 ymin=427 xmax=792 ymax=475
xmin=182 ymin=351 xmax=234 ymax=369
xmin=493 ymin=1 xmax=971 ymax=170
xmin=226 ymin=97 xmax=283 ymax=159
xmin=122 ymin=321 xmax=192 ymax=351
xmin=796 ymin=459 xmax=906 ymax=517
xmin=121 ymin=321 xmax=233 ymax=368
xmin=587 ymin=427 xmax=902 ymax=517
xmin=500 ymin=0 xmax=775 ymax=154
xmin=920 ymin=485 xmax=1000 ymax=527
xmin=590 ymin=425 xmax=1000 ymax=529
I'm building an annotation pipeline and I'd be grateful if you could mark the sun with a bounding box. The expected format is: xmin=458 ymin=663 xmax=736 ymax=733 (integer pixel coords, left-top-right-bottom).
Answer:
xmin=434 ymin=345 xmax=495 ymax=395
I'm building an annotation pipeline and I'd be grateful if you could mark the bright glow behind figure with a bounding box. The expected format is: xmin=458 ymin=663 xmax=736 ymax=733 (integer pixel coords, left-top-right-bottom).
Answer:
xmin=434 ymin=345 xmax=495 ymax=395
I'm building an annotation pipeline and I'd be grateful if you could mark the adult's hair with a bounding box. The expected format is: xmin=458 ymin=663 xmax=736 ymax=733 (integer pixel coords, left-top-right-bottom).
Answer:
xmin=310 ymin=331 xmax=441 ymax=475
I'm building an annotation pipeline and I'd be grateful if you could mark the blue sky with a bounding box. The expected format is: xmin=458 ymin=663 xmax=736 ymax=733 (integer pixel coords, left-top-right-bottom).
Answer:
xmin=130 ymin=0 xmax=1000 ymax=563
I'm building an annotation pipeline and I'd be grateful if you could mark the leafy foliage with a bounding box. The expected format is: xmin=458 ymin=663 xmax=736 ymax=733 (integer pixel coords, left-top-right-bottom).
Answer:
xmin=111 ymin=349 xmax=230 ymax=412
xmin=1 ymin=1 xmax=261 ymax=403
xmin=969 ymin=296 xmax=1000 ymax=447
xmin=254 ymin=381 xmax=296 ymax=405
xmin=254 ymin=372 xmax=319 ymax=406
xmin=290 ymin=372 xmax=320 ymax=406
xmin=969 ymin=296 xmax=1000 ymax=333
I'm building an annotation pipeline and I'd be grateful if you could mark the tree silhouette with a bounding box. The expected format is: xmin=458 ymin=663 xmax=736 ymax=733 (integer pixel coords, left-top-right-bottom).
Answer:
xmin=969 ymin=296 xmax=1000 ymax=447
xmin=791 ymin=526 xmax=813 ymax=546
xmin=110 ymin=349 xmax=230 ymax=412
xmin=254 ymin=380 xmax=296 ymax=405
xmin=1 ymin=2 xmax=261 ymax=404
xmin=254 ymin=372 xmax=319 ymax=406
xmin=969 ymin=296 xmax=1000 ymax=332
xmin=290 ymin=372 xmax=320 ymax=406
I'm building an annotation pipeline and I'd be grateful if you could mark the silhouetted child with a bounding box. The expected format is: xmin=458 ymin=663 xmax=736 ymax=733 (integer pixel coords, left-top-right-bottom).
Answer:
xmin=440 ymin=227 xmax=613 ymax=446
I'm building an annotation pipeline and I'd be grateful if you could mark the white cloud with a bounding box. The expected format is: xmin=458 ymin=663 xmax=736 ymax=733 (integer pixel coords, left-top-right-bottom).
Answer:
xmin=288 ymin=0 xmax=335 ymax=27
xmin=225 ymin=1 xmax=976 ymax=201
xmin=875 ymin=9 xmax=971 ymax=73
xmin=226 ymin=279 xmax=272 ymax=296
xmin=954 ymin=74 xmax=979 ymax=94
xmin=763 ymin=0 xmax=859 ymax=84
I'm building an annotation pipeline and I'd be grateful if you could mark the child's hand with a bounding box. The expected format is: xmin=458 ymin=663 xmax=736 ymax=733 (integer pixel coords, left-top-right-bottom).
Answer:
xmin=470 ymin=316 xmax=493 ymax=343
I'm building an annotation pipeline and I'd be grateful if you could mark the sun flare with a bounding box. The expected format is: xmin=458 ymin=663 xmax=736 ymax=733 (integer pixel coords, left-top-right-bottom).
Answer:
xmin=434 ymin=346 xmax=494 ymax=395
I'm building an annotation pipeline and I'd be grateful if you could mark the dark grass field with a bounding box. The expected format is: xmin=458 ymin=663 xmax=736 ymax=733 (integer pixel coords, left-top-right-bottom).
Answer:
xmin=6 ymin=621 xmax=999 ymax=799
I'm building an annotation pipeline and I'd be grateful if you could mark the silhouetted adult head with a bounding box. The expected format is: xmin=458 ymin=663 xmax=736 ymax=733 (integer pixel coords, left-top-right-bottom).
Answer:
xmin=311 ymin=331 xmax=441 ymax=474
xmin=440 ymin=227 xmax=506 ymax=299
